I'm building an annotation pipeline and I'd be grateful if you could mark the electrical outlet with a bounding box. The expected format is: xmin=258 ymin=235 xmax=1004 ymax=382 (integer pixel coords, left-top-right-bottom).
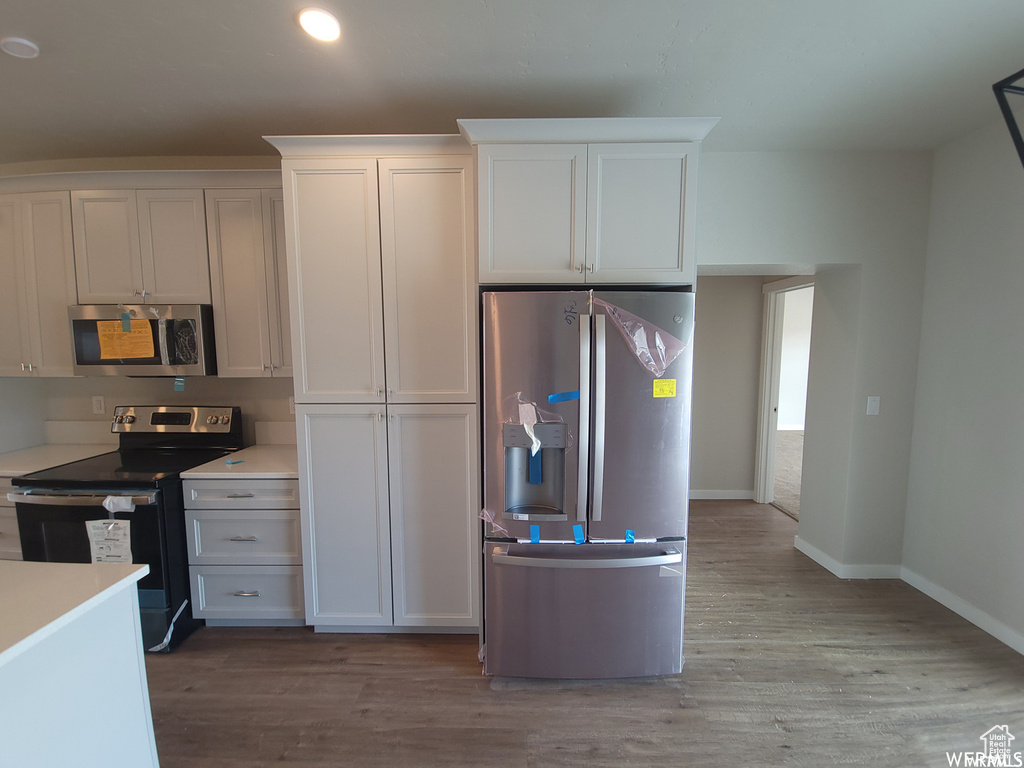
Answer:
xmin=91 ymin=396 xmax=106 ymax=415
xmin=288 ymin=396 xmax=295 ymax=415
xmin=866 ymin=396 xmax=880 ymax=416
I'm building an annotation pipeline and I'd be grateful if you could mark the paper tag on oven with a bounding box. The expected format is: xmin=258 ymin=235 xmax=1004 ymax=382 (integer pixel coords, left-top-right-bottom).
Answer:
xmin=86 ymin=519 xmax=133 ymax=563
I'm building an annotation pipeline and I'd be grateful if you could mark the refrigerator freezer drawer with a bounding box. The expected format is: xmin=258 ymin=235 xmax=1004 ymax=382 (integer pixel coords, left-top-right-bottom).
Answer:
xmin=483 ymin=542 xmax=685 ymax=679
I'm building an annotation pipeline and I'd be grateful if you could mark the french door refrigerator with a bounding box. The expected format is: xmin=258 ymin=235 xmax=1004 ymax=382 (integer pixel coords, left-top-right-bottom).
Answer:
xmin=482 ymin=289 xmax=695 ymax=678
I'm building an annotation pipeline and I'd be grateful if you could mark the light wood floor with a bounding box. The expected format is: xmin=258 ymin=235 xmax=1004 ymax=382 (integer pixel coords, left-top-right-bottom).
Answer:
xmin=145 ymin=500 xmax=1024 ymax=767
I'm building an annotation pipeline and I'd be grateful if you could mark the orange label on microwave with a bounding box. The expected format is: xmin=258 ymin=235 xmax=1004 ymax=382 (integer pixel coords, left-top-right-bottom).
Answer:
xmin=97 ymin=320 xmax=154 ymax=359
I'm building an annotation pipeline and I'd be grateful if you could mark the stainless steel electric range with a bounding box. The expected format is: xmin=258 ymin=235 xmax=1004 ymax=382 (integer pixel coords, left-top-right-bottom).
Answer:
xmin=10 ymin=405 xmax=243 ymax=652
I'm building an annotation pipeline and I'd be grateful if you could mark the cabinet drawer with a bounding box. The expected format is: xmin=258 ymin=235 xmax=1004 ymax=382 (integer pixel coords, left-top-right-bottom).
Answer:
xmin=0 ymin=506 xmax=23 ymax=560
xmin=185 ymin=508 xmax=301 ymax=565
xmin=189 ymin=565 xmax=303 ymax=619
xmin=183 ymin=479 xmax=299 ymax=509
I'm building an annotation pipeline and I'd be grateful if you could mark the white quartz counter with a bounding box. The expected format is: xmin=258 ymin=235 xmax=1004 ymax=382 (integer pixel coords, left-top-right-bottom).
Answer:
xmin=0 ymin=560 xmax=148 ymax=664
xmin=0 ymin=561 xmax=160 ymax=767
xmin=0 ymin=443 xmax=115 ymax=477
xmin=181 ymin=444 xmax=298 ymax=479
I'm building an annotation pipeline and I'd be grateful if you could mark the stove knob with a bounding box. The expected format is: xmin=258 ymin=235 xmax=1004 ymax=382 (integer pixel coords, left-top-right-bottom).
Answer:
xmin=219 ymin=415 xmax=231 ymax=425
xmin=124 ymin=415 xmax=135 ymax=424
xmin=114 ymin=415 xmax=124 ymax=424
xmin=206 ymin=415 xmax=218 ymax=425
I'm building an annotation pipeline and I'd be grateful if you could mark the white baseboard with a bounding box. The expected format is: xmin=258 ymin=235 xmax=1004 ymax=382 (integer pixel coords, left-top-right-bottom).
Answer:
xmin=793 ymin=536 xmax=901 ymax=579
xmin=689 ymin=489 xmax=755 ymax=500
xmin=901 ymin=567 xmax=1024 ymax=656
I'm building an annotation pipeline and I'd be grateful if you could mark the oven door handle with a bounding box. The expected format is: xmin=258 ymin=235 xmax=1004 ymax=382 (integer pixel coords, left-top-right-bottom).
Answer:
xmin=7 ymin=491 xmax=157 ymax=507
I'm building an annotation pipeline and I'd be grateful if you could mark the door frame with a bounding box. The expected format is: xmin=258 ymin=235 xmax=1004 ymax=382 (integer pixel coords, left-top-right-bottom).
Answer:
xmin=753 ymin=276 xmax=815 ymax=504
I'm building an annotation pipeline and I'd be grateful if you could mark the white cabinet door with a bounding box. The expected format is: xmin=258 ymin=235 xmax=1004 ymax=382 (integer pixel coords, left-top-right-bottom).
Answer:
xmin=0 ymin=195 xmax=32 ymax=376
xmin=71 ymin=190 xmax=142 ymax=303
xmin=206 ymin=189 xmax=275 ymax=377
xmin=263 ymin=189 xmax=293 ymax=377
xmin=136 ymin=189 xmax=211 ymax=303
xmin=283 ymin=160 xmax=385 ymax=403
xmin=387 ymin=405 xmax=480 ymax=628
xmin=379 ymin=156 xmax=477 ymax=403
xmin=476 ymin=143 xmax=588 ymax=284
xmin=0 ymin=192 xmax=77 ymax=377
xmin=297 ymin=405 xmax=392 ymax=626
xmin=585 ymin=143 xmax=698 ymax=285
xmin=22 ymin=193 xmax=77 ymax=376
xmin=72 ymin=189 xmax=210 ymax=303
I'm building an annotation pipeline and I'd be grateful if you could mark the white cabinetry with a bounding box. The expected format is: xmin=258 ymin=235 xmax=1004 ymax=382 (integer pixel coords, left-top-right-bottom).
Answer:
xmin=72 ymin=188 xmax=211 ymax=304
xmin=184 ymin=479 xmax=303 ymax=624
xmin=205 ymin=188 xmax=292 ymax=377
xmin=278 ymin=148 xmax=476 ymax=403
xmin=296 ymin=404 xmax=479 ymax=629
xmin=459 ymin=118 xmax=717 ymax=286
xmin=268 ymin=135 xmax=480 ymax=633
xmin=0 ymin=192 xmax=77 ymax=377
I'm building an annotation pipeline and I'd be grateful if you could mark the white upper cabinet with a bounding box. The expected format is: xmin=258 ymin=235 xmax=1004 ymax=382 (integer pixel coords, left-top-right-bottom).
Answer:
xmin=205 ymin=188 xmax=292 ymax=378
xmin=272 ymin=137 xmax=476 ymax=405
xmin=378 ymin=156 xmax=476 ymax=403
xmin=0 ymin=192 xmax=78 ymax=377
xmin=72 ymin=188 xmax=211 ymax=304
xmin=459 ymin=118 xmax=717 ymax=286
xmin=476 ymin=143 xmax=588 ymax=283
xmin=281 ymin=158 xmax=385 ymax=402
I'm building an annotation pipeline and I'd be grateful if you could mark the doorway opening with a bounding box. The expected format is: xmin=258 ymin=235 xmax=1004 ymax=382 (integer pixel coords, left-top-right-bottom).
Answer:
xmin=754 ymin=278 xmax=814 ymax=519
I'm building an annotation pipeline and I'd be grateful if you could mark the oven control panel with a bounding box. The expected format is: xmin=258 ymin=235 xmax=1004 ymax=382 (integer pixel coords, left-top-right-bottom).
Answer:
xmin=112 ymin=405 xmax=237 ymax=433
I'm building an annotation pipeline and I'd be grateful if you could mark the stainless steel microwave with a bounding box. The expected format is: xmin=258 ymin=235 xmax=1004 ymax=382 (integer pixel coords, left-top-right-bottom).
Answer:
xmin=68 ymin=304 xmax=217 ymax=376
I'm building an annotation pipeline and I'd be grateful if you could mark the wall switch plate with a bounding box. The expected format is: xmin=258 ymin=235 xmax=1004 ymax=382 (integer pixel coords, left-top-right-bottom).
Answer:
xmin=91 ymin=395 xmax=105 ymax=415
xmin=866 ymin=396 xmax=880 ymax=416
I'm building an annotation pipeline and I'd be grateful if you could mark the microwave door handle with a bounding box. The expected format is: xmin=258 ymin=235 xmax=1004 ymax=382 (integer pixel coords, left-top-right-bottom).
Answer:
xmin=157 ymin=318 xmax=171 ymax=365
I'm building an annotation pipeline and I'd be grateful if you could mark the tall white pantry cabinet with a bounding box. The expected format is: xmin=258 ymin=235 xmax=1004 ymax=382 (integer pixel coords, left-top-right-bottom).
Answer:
xmin=268 ymin=136 xmax=479 ymax=631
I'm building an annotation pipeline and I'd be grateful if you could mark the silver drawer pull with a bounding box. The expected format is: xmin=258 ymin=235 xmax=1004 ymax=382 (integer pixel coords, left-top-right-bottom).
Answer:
xmin=226 ymin=493 xmax=255 ymax=498
xmin=229 ymin=535 xmax=258 ymax=542
xmin=233 ymin=590 xmax=261 ymax=598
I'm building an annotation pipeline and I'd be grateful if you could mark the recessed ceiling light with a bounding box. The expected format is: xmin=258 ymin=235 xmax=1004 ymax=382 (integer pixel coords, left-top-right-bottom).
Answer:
xmin=298 ymin=8 xmax=341 ymax=42
xmin=1 ymin=36 xmax=40 ymax=59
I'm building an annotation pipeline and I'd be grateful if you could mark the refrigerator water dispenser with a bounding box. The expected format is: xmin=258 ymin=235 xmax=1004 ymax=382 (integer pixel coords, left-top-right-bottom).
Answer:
xmin=502 ymin=422 xmax=568 ymax=520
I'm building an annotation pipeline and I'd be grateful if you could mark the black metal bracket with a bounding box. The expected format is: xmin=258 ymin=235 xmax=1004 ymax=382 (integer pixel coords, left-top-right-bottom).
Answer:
xmin=993 ymin=67 xmax=1024 ymax=169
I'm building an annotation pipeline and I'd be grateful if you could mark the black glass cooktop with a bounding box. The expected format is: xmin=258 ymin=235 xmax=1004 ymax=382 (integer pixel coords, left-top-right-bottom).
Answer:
xmin=13 ymin=449 xmax=232 ymax=490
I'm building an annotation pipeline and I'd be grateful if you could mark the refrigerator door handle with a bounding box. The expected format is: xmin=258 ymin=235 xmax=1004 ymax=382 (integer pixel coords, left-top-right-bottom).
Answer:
xmin=576 ymin=314 xmax=591 ymax=523
xmin=591 ymin=314 xmax=607 ymax=522
xmin=491 ymin=546 xmax=682 ymax=570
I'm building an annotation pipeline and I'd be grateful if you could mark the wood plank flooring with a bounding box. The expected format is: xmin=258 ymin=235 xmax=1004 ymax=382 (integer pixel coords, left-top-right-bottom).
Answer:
xmin=145 ymin=500 xmax=1024 ymax=767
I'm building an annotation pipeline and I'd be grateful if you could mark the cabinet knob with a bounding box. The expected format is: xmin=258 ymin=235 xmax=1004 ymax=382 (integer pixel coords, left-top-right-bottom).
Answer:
xmin=588 ymin=264 xmax=595 ymax=274
xmin=232 ymin=590 xmax=261 ymax=598
xmin=576 ymin=263 xmax=584 ymax=273
xmin=229 ymin=535 xmax=259 ymax=542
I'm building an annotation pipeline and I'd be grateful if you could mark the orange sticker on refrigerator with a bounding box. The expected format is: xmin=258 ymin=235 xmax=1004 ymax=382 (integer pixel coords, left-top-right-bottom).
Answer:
xmin=653 ymin=379 xmax=677 ymax=398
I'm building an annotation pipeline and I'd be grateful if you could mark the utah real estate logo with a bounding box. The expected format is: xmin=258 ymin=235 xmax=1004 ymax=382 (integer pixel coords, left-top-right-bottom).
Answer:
xmin=946 ymin=725 xmax=1022 ymax=767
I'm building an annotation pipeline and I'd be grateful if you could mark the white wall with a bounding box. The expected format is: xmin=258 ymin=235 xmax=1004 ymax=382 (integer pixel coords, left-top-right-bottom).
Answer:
xmin=40 ymin=376 xmax=294 ymax=447
xmin=777 ymin=286 xmax=813 ymax=430
xmin=902 ymin=115 xmax=1024 ymax=645
xmin=698 ymin=150 xmax=932 ymax=569
xmin=690 ymin=276 xmax=763 ymax=498
xmin=0 ymin=379 xmax=46 ymax=453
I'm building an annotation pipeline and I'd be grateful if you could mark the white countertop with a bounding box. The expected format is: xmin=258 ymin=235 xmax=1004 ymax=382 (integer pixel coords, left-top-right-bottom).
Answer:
xmin=0 ymin=561 xmax=149 ymax=666
xmin=0 ymin=444 xmax=115 ymax=477
xmin=181 ymin=444 xmax=298 ymax=479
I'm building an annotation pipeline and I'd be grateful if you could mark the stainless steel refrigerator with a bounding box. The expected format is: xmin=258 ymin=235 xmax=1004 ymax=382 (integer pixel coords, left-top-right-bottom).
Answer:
xmin=481 ymin=289 xmax=695 ymax=678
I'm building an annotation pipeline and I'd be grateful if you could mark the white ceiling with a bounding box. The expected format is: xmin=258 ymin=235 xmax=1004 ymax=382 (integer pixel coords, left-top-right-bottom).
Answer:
xmin=3 ymin=0 xmax=1024 ymax=166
